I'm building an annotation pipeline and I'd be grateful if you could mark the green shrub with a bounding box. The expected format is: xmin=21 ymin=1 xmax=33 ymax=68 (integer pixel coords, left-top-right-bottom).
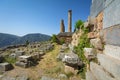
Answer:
xmin=4 ymin=56 xmax=16 ymax=64
xmin=65 ymin=72 xmax=74 ymax=78
xmin=51 ymin=34 xmax=59 ymax=43
xmin=74 ymin=24 xmax=92 ymax=79
xmin=59 ymin=39 xmax=65 ymax=45
xmin=74 ymin=20 xmax=84 ymax=31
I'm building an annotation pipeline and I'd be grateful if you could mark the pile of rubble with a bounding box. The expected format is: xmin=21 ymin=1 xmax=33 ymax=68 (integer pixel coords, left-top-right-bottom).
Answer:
xmin=0 ymin=42 xmax=54 ymax=72
xmin=57 ymin=44 xmax=83 ymax=74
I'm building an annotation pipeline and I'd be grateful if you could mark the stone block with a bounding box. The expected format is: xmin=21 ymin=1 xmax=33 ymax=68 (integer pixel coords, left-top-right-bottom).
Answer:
xmin=56 ymin=53 xmax=65 ymax=61
xmin=64 ymin=65 xmax=77 ymax=75
xmin=62 ymin=52 xmax=79 ymax=65
xmin=59 ymin=48 xmax=64 ymax=52
xmin=88 ymin=32 xmax=97 ymax=39
xmin=15 ymin=51 xmax=25 ymax=56
xmin=39 ymin=51 xmax=45 ymax=56
xmin=104 ymin=45 xmax=120 ymax=60
xmin=84 ymin=48 xmax=96 ymax=60
xmin=9 ymin=53 xmax=17 ymax=59
xmin=0 ymin=62 xmax=13 ymax=71
xmin=15 ymin=61 xmax=28 ymax=68
xmin=90 ymin=62 xmax=116 ymax=80
xmin=16 ymin=75 xmax=29 ymax=80
xmin=84 ymin=22 xmax=89 ymax=28
xmin=86 ymin=71 xmax=97 ymax=80
xmin=58 ymin=74 xmax=68 ymax=79
xmin=61 ymin=44 xmax=68 ymax=50
xmin=100 ymin=25 xmax=120 ymax=46
xmin=18 ymin=55 xmax=32 ymax=63
xmin=41 ymin=76 xmax=60 ymax=80
xmin=0 ymin=56 xmax=4 ymax=63
xmin=97 ymin=54 xmax=120 ymax=80
xmin=90 ymin=38 xmax=103 ymax=50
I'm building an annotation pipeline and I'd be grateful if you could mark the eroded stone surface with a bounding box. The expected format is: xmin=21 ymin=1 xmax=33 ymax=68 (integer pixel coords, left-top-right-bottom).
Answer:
xmin=90 ymin=38 xmax=103 ymax=50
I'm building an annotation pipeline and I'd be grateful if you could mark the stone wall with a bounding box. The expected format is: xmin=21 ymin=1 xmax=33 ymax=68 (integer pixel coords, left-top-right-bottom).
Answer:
xmin=100 ymin=25 xmax=120 ymax=46
xmin=90 ymin=0 xmax=104 ymax=18
xmin=103 ymin=0 xmax=120 ymax=28
xmin=71 ymin=29 xmax=83 ymax=47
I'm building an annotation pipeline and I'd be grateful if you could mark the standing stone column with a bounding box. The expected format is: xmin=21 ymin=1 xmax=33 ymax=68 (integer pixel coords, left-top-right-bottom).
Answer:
xmin=68 ymin=10 xmax=72 ymax=32
xmin=60 ymin=19 xmax=65 ymax=33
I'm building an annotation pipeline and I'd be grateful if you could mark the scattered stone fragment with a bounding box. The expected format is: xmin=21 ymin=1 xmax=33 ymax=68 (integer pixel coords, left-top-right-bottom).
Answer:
xmin=0 ymin=55 xmax=4 ymax=63
xmin=58 ymin=74 xmax=68 ymax=79
xmin=15 ymin=61 xmax=28 ymax=68
xmin=84 ymin=48 xmax=96 ymax=60
xmin=41 ymin=76 xmax=60 ymax=80
xmin=56 ymin=53 xmax=65 ymax=61
xmin=90 ymin=38 xmax=103 ymax=50
xmin=0 ymin=62 xmax=13 ymax=72
xmin=61 ymin=44 xmax=68 ymax=50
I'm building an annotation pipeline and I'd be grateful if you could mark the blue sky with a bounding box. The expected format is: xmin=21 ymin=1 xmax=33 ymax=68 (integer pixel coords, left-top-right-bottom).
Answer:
xmin=0 ymin=0 xmax=91 ymax=36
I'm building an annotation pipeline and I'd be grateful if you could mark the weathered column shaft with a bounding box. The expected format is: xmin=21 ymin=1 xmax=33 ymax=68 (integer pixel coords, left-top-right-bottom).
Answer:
xmin=68 ymin=10 xmax=72 ymax=32
xmin=60 ymin=19 xmax=65 ymax=33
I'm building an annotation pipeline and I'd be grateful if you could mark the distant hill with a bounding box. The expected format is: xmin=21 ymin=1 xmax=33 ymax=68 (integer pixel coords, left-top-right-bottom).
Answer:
xmin=0 ymin=33 xmax=51 ymax=48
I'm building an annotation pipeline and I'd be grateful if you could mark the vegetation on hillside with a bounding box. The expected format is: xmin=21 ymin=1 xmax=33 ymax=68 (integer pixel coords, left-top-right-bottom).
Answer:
xmin=51 ymin=34 xmax=65 ymax=45
xmin=74 ymin=20 xmax=84 ymax=32
xmin=73 ymin=20 xmax=92 ymax=79
xmin=0 ymin=33 xmax=51 ymax=48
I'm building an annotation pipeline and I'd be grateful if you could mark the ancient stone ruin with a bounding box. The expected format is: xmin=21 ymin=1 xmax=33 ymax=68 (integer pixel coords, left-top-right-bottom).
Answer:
xmin=84 ymin=0 xmax=120 ymax=80
xmin=57 ymin=10 xmax=73 ymax=44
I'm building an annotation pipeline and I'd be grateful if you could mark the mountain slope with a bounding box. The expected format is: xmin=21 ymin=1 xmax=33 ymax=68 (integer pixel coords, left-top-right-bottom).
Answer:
xmin=0 ymin=33 xmax=20 ymax=47
xmin=12 ymin=33 xmax=51 ymax=45
xmin=0 ymin=33 xmax=51 ymax=48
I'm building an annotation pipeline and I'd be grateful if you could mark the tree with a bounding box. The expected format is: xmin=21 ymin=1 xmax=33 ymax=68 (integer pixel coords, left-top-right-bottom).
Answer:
xmin=74 ymin=20 xmax=84 ymax=31
xmin=51 ymin=34 xmax=58 ymax=43
xmin=25 ymin=40 xmax=29 ymax=45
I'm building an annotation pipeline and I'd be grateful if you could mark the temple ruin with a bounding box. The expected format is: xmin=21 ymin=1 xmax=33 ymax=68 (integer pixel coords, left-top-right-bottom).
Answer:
xmin=57 ymin=10 xmax=73 ymax=43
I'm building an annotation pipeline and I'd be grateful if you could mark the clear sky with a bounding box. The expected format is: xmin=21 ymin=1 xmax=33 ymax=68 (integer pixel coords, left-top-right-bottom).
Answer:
xmin=0 ymin=0 xmax=91 ymax=36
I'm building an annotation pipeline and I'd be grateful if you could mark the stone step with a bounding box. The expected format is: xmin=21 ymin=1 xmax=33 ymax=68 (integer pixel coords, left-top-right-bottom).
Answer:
xmin=104 ymin=45 xmax=120 ymax=60
xmin=86 ymin=71 xmax=97 ymax=80
xmin=97 ymin=54 xmax=120 ymax=80
xmin=90 ymin=62 xmax=116 ymax=80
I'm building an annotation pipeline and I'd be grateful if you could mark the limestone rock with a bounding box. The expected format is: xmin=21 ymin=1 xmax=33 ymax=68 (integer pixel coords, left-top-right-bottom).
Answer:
xmin=62 ymin=52 xmax=83 ymax=67
xmin=9 ymin=53 xmax=17 ymax=59
xmin=86 ymin=71 xmax=97 ymax=80
xmin=0 ymin=55 xmax=4 ymax=63
xmin=18 ymin=55 xmax=32 ymax=63
xmin=16 ymin=75 xmax=29 ymax=80
xmin=58 ymin=74 xmax=68 ymax=79
xmin=84 ymin=22 xmax=89 ymax=28
xmin=61 ymin=44 xmax=68 ymax=50
xmin=90 ymin=38 xmax=103 ymax=50
xmin=90 ymin=62 xmax=116 ymax=80
xmin=64 ymin=65 xmax=78 ymax=75
xmin=9 ymin=51 xmax=25 ymax=59
xmin=15 ymin=61 xmax=28 ymax=68
xmin=41 ymin=76 xmax=60 ymax=80
xmin=88 ymin=32 xmax=97 ymax=39
xmin=97 ymin=54 xmax=120 ymax=80
xmin=0 ymin=62 xmax=13 ymax=71
xmin=1 ymin=75 xmax=29 ymax=80
xmin=56 ymin=53 xmax=65 ymax=61
xmin=84 ymin=48 xmax=96 ymax=60
xmin=104 ymin=44 xmax=120 ymax=60
xmin=100 ymin=25 xmax=120 ymax=46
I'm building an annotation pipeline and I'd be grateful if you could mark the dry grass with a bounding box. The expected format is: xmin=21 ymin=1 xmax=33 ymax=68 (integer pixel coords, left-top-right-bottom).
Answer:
xmin=3 ymin=44 xmax=64 ymax=80
xmin=3 ymin=44 xmax=82 ymax=80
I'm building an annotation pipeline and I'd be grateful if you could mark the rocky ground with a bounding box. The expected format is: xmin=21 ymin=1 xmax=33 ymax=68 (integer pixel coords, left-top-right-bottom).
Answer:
xmin=0 ymin=43 xmax=81 ymax=80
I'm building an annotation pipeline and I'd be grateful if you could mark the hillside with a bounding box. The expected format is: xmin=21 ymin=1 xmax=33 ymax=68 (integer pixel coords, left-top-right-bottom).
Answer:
xmin=0 ymin=33 xmax=51 ymax=48
xmin=0 ymin=33 xmax=20 ymax=48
